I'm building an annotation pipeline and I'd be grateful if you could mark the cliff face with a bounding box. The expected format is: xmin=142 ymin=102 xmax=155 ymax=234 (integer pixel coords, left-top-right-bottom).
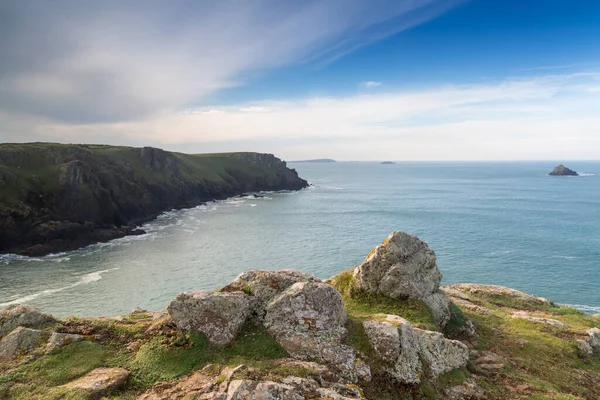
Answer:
xmin=0 ymin=143 xmax=308 ymax=256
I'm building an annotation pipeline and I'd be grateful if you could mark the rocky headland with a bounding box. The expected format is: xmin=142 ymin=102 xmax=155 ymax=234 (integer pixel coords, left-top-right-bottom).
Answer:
xmin=1 ymin=232 xmax=598 ymax=399
xmin=0 ymin=143 xmax=308 ymax=256
xmin=549 ymin=165 xmax=579 ymax=176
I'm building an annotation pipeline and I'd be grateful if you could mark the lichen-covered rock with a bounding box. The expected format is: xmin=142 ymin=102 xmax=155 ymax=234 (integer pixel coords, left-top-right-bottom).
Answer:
xmin=363 ymin=315 xmax=421 ymax=384
xmin=352 ymin=232 xmax=451 ymax=327
xmin=587 ymin=327 xmax=600 ymax=348
xmin=167 ymin=291 xmax=251 ymax=345
xmin=444 ymin=284 xmax=550 ymax=306
xmin=511 ymin=311 xmax=567 ymax=327
xmin=415 ymin=328 xmax=470 ymax=378
xmin=61 ymin=367 xmax=129 ymax=398
xmin=221 ymin=269 xmax=320 ymax=318
xmin=578 ymin=339 xmax=594 ymax=358
xmin=0 ymin=327 xmax=43 ymax=361
xmin=226 ymin=380 xmax=302 ymax=400
xmin=0 ymin=304 xmax=56 ymax=338
xmin=443 ymin=379 xmax=486 ymax=400
xmin=46 ymin=332 xmax=85 ymax=352
xmin=264 ymin=282 xmax=370 ymax=382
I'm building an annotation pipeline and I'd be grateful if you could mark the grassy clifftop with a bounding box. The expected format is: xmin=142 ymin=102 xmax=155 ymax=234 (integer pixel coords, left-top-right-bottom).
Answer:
xmin=0 ymin=143 xmax=308 ymax=255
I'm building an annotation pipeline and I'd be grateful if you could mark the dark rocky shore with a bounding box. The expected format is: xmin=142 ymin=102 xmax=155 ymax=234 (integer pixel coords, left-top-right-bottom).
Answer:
xmin=0 ymin=143 xmax=308 ymax=256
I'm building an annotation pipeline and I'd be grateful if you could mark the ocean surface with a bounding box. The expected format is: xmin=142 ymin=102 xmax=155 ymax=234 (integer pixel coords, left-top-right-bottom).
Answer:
xmin=1 ymin=161 xmax=599 ymax=317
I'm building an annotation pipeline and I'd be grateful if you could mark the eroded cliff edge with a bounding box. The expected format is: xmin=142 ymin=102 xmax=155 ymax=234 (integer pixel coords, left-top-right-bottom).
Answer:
xmin=0 ymin=143 xmax=308 ymax=256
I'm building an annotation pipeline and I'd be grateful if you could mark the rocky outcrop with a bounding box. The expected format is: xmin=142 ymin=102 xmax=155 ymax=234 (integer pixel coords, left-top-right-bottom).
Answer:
xmin=0 ymin=327 xmax=43 ymax=361
xmin=579 ymin=328 xmax=600 ymax=357
xmin=0 ymin=143 xmax=308 ymax=256
xmin=444 ymin=284 xmax=550 ymax=306
xmin=0 ymin=304 xmax=56 ymax=338
xmin=221 ymin=269 xmax=321 ymax=319
xmin=167 ymin=291 xmax=252 ymax=345
xmin=61 ymin=367 xmax=129 ymax=398
xmin=264 ymin=281 xmax=371 ymax=382
xmin=352 ymin=232 xmax=451 ymax=327
xmin=549 ymin=164 xmax=578 ymax=176
xmin=362 ymin=314 xmax=469 ymax=384
xmin=511 ymin=311 xmax=568 ymax=327
xmin=138 ymin=363 xmax=364 ymax=400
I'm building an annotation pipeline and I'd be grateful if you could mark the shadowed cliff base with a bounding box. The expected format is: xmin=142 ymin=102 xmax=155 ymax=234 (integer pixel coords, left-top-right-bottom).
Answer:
xmin=0 ymin=143 xmax=308 ymax=256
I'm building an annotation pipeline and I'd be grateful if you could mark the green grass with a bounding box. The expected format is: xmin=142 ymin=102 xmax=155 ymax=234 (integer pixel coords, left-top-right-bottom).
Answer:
xmin=328 ymin=269 xmax=437 ymax=330
xmin=129 ymin=322 xmax=287 ymax=387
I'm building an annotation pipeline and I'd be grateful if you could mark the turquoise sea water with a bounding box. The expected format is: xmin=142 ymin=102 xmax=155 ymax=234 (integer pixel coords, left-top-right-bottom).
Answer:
xmin=0 ymin=161 xmax=598 ymax=317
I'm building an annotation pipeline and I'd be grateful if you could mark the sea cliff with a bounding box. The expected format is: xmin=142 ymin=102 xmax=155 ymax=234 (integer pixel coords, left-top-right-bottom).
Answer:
xmin=0 ymin=143 xmax=308 ymax=256
xmin=0 ymin=232 xmax=598 ymax=399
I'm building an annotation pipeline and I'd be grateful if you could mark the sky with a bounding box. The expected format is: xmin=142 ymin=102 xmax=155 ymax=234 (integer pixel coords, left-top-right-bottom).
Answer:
xmin=1 ymin=0 xmax=599 ymax=160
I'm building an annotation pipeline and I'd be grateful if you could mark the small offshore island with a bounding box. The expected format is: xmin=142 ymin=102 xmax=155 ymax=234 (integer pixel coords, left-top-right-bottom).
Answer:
xmin=0 ymin=232 xmax=598 ymax=400
xmin=381 ymin=161 xmax=396 ymax=165
xmin=0 ymin=143 xmax=308 ymax=256
xmin=549 ymin=164 xmax=579 ymax=176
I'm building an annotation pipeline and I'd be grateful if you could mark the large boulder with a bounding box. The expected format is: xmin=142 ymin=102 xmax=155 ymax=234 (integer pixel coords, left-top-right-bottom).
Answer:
xmin=61 ymin=367 xmax=129 ymax=398
xmin=352 ymin=232 xmax=451 ymax=327
xmin=444 ymin=284 xmax=550 ymax=306
xmin=46 ymin=332 xmax=85 ymax=352
xmin=579 ymin=327 xmax=600 ymax=357
xmin=363 ymin=314 xmax=469 ymax=384
xmin=221 ymin=269 xmax=320 ymax=318
xmin=167 ymin=291 xmax=252 ymax=345
xmin=0 ymin=304 xmax=56 ymax=338
xmin=264 ymin=281 xmax=370 ymax=382
xmin=0 ymin=326 xmax=43 ymax=361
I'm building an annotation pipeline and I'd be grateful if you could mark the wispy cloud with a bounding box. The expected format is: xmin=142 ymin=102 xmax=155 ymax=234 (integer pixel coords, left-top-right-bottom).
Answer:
xmin=362 ymin=81 xmax=383 ymax=89
xmin=4 ymin=71 xmax=600 ymax=160
xmin=0 ymin=0 xmax=460 ymax=124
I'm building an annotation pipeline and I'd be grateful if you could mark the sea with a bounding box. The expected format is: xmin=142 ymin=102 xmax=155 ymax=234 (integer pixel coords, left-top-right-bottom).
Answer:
xmin=1 ymin=161 xmax=598 ymax=317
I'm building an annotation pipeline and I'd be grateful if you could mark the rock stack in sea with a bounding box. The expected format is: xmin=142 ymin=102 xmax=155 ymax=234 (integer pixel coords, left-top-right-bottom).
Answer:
xmin=549 ymin=164 xmax=578 ymax=176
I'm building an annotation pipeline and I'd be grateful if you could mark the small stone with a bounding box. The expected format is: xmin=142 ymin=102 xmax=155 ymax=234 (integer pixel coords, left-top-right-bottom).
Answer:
xmin=478 ymin=363 xmax=504 ymax=371
xmin=0 ymin=327 xmax=43 ymax=361
xmin=516 ymin=384 xmax=530 ymax=392
xmin=444 ymin=379 xmax=486 ymax=399
xmin=46 ymin=332 xmax=84 ymax=352
xmin=61 ymin=367 xmax=129 ymax=398
xmin=167 ymin=291 xmax=251 ymax=345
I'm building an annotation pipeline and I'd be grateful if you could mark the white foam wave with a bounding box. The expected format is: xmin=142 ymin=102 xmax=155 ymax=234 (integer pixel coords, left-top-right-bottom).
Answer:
xmin=0 ymin=268 xmax=119 ymax=307
xmin=549 ymin=255 xmax=579 ymax=260
xmin=579 ymin=173 xmax=595 ymax=177
xmin=564 ymin=303 xmax=600 ymax=313
xmin=249 ymin=204 xmax=257 ymax=207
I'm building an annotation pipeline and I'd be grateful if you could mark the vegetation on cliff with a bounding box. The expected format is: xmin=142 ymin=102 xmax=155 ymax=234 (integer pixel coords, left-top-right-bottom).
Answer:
xmin=0 ymin=143 xmax=307 ymax=256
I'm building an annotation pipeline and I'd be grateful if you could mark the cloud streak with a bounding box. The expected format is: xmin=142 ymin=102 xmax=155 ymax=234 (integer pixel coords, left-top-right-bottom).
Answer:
xmin=3 ymin=71 xmax=600 ymax=160
xmin=0 ymin=0 xmax=460 ymax=123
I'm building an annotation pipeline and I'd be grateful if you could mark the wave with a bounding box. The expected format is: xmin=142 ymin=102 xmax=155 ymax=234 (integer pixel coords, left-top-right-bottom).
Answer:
xmin=0 ymin=268 xmax=119 ymax=308
xmin=564 ymin=303 xmax=600 ymax=313
xmin=578 ymin=173 xmax=595 ymax=177
xmin=549 ymin=255 xmax=580 ymax=260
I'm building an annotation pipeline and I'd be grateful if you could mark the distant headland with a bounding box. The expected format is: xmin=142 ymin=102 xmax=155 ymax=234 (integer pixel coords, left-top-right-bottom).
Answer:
xmin=290 ymin=159 xmax=337 ymax=163
xmin=380 ymin=161 xmax=396 ymax=165
xmin=549 ymin=164 xmax=578 ymax=176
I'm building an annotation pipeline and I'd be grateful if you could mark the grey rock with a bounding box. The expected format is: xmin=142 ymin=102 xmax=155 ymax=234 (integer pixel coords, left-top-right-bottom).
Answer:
xmin=414 ymin=328 xmax=470 ymax=378
xmin=579 ymin=327 xmax=600 ymax=357
xmin=352 ymin=232 xmax=451 ymax=327
xmin=363 ymin=315 xmax=421 ymax=384
xmin=264 ymin=282 xmax=370 ymax=382
xmin=578 ymin=339 xmax=594 ymax=358
xmin=167 ymin=291 xmax=251 ymax=345
xmin=61 ymin=367 xmax=129 ymax=398
xmin=549 ymin=164 xmax=578 ymax=176
xmin=587 ymin=327 xmax=600 ymax=349
xmin=0 ymin=303 xmax=56 ymax=338
xmin=46 ymin=332 xmax=85 ymax=352
xmin=511 ymin=311 xmax=567 ymax=327
xmin=221 ymin=269 xmax=320 ymax=318
xmin=444 ymin=379 xmax=487 ymax=400
xmin=0 ymin=327 xmax=43 ymax=361
xmin=226 ymin=380 xmax=302 ymax=400
xmin=444 ymin=284 xmax=550 ymax=306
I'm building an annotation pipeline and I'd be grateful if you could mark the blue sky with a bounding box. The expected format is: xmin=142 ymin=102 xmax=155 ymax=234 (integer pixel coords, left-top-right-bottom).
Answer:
xmin=1 ymin=0 xmax=599 ymax=160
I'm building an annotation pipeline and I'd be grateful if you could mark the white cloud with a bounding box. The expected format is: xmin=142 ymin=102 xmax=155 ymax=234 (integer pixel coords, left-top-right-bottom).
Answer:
xmin=362 ymin=81 xmax=383 ymax=89
xmin=0 ymin=0 xmax=460 ymax=123
xmin=3 ymin=71 xmax=600 ymax=160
